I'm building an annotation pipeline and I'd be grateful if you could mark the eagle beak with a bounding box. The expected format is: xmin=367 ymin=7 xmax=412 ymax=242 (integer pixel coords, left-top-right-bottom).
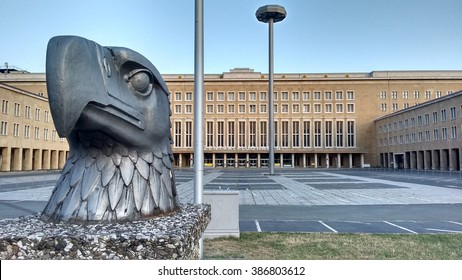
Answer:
xmin=46 ymin=36 xmax=109 ymax=137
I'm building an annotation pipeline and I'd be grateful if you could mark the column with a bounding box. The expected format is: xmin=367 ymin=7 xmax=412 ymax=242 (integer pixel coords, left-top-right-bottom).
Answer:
xmin=360 ymin=154 xmax=365 ymax=168
xmin=1 ymin=147 xmax=11 ymax=171
xmin=212 ymin=153 xmax=216 ymax=168
xmin=326 ymin=153 xmax=330 ymax=168
xmin=280 ymin=154 xmax=283 ymax=167
xmin=235 ymin=153 xmax=238 ymax=168
xmin=314 ymin=153 xmax=318 ymax=168
xmin=349 ymin=153 xmax=353 ymax=168
xmin=224 ymin=153 xmax=227 ymax=168
xmin=51 ymin=150 xmax=59 ymax=169
xmin=257 ymin=153 xmax=261 ymax=168
xmin=23 ymin=148 xmax=33 ymax=171
xmin=303 ymin=153 xmax=306 ymax=168
xmin=246 ymin=153 xmax=250 ymax=168
xmin=12 ymin=148 xmax=22 ymax=171
xmin=337 ymin=153 xmax=341 ymax=168
xmin=291 ymin=153 xmax=294 ymax=168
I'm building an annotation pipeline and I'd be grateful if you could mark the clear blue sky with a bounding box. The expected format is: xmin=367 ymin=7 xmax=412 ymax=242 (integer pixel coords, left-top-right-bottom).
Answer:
xmin=2 ymin=0 xmax=461 ymax=74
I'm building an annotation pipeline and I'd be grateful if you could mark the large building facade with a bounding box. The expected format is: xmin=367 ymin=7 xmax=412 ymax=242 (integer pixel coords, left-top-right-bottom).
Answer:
xmin=375 ymin=90 xmax=462 ymax=171
xmin=1 ymin=68 xmax=462 ymax=171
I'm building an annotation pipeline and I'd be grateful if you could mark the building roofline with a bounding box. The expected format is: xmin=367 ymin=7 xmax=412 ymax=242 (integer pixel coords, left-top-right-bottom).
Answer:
xmin=0 ymin=82 xmax=48 ymax=101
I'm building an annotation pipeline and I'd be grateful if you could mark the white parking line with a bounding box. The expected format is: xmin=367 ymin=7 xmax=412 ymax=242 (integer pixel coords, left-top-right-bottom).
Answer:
xmin=449 ymin=221 xmax=462 ymax=226
xmin=383 ymin=221 xmax=418 ymax=234
xmin=255 ymin=220 xmax=262 ymax=232
xmin=426 ymin=228 xmax=462 ymax=233
xmin=319 ymin=221 xmax=338 ymax=233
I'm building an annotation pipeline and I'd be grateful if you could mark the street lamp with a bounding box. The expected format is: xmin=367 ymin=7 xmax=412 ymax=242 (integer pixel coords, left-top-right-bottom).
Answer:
xmin=256 ymin=5 xmax=286 ymax=175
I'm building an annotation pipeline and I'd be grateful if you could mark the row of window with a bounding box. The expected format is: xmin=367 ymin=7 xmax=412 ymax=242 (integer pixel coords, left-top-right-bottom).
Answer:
xmin=379 ymin=125 xmax=459 ymax=146
xmin=174 ymin=103 xmax=356 ymax=115
xmin=379 ymin=90 xmax=454 ymax=100
xmin=378 ymin=105 xmax=461 ymax=134
xmin=1 ymin=100 xmax=50 ymax=122
xmin=173 ymin=119 xmax=356 ymax=149
xmin=172 ymin=90 xmax=356 ymax=102
xmin=0 ymin=121 xmax=63 ymax=141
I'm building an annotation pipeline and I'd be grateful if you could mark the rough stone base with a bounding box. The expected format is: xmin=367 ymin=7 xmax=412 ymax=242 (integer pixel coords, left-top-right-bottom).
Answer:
xmin=0 ymin=204 xmax=210 ymax=260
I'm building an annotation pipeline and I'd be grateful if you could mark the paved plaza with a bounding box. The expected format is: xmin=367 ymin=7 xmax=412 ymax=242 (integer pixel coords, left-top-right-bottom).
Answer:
xmin=1 ymin=169 xmax=462 ymax=233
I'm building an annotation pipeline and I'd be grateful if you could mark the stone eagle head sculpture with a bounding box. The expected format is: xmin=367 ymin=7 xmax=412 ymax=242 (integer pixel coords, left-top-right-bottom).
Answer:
xmin=42 ymin=35 xmax=179 ymax=222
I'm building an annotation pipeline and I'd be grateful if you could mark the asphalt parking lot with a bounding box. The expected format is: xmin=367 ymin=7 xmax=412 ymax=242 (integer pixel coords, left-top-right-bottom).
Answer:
xmin=1 ymin=168 xmax=462 ymax=234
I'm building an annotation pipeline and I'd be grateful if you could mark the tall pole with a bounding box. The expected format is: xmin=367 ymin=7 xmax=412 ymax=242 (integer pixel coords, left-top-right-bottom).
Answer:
xmin=256 ymin=5 xmax=286 ymax=175
xmin=194 ymin=0 xmax=204 ymax=204
xmin=194 ymin=0 xmax=204 ymax=259
xmin=268 ymin=17 xmax=275 ymax=175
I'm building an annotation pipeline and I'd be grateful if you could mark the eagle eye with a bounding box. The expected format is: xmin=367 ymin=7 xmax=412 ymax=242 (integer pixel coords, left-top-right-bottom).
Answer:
xmin=124 ymin=69 xmax=154 ymax=96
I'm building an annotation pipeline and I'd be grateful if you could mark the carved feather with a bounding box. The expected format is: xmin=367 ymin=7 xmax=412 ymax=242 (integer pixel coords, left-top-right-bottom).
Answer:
xmin=120 ymin=156 xmax=135 ymax=186
xmin=108 ymin=169 xmax=123 ymax=210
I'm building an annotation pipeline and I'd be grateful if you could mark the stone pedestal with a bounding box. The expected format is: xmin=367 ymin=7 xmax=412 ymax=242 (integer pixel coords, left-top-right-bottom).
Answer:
xmin=0 ymin=204 xmax=210 ymax=260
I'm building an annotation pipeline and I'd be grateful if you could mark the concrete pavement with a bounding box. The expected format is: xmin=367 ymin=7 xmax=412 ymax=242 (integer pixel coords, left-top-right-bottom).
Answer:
xmin=1 ymin=168 xmax=462 ymax=233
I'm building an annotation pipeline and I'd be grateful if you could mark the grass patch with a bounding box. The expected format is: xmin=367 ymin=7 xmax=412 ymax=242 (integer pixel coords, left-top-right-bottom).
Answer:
xmin=204 ymin=232 xmax=462 ymax=260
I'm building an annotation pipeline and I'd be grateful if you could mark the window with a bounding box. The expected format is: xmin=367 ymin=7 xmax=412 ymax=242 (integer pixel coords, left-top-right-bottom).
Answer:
xmin=336 ymin=121 xmax=344 ymax=147
xmin=239 ymin=104 xmax=245 ymax=113
xmin=185 ymin=104 xmax=192 ymax=114
xmin=346 ymin=91 xmax=355 ymax=100
xmin=347 ymin=121 xmax=355 ymax=147
xmin=260 ymin=92 xmax=267 ymax=101
xmin=281 ymin=104 xmax=289 ymax=113
xmin=185 ymin=92 xmax=193 ymax=101
xmin=206 ymin=105 xmax=213 ymax=114
xmin=325 ymin=121 xmax=333 ymax=147
xmin=381 ymin=103 xmax=387 ymax=111
xmin=418 ymin=116 xmax=423 ymax=126
xmin=52 ymin=130 xmax=57 ymax=141
xmin=380 ymin=91 xmax=387 ymax=99
xmin=313 ymin=91 xmax=321 ymax=100
xmin=274 ymin=104 xmax=278 ymax=113
xmin=206 ymin=121 xmax=214 ymax=147
xmin=432 ymin=112 xmax=438 ymax=123
xmin=45 ymin=111 xmax=50 ymax=123
xmin=0 ymin=121 xmax=7 ymax=135
xmin=324 ymin=91 xmax=332 ymax=100
xmin=347 ymin=104 xmax=355 ymax=113
xmin=314 ymin=121 xmax=322 ymax=147
xmin=303 ymin=104 xmax=310 ymax=113
xmin=303 ymin=91 xmax=310 ymax=100
xmin=325 ymin=104 xmax=332 ymax=113
xmin=1 ymin=100 xmax=8 ymax=114
xmin=425 ymin=114 xmax=430 ymax=125
xmin=175 ymin=105 xmax=182 ymax=114
xmin=292 ymin=92 xmax=300 ymax=101
xmin=441 ymin=109 xmax=447 ymax=122
xmin=392 ymin=103 xmax=398 ymax=111
xmin=238 ymin=92 xmax=246 ymax=101
xmin=228 ymin=104 xmax=235 ymax=113
xmin=249 ymin=121 xmax=256 ymax=147
xmin=274 ymin=121 xmax=278 ymax=146
xmin=24 ymin=125 xmax=30 ymax=138
xmin=433 ymin=129 xmax=439 ymax=141
xmin=228 ymin=92 xmax=235 ymax=101
xmin=34 ymin=127 xmax=40 ymax=139
xmin=281 ymin=121 xmax=289 ymax=147
xmin=217 ymin=121 xmax=224 ymax=147
xmin=228 ymin=121 xmax=235 ymax=147
xmin=292 ymin=104 xmax=299 ymax=113
xmin=292 ymin=121 xmax=299 ymax=147
xmin=314 ymin=104 xmax=321 ymax=113
xmin=436 ymin=91 xmax=442 ymax=98
xmin=260 ymin=104 xmax=267 ymax=113
xmin=334 ymin=104 xmax=343 ymax=113
xmin=335 ymin=91 xmax=343 ymax=100
xmin=451 ymin=126 xmax=457 ymax=138
xmin=402 ymin=91 xmax=408 ymax=99
xmin=303 ymin=121 xmax=310 ymax=147
xmin=249 ymin=104 xmax=257 ymax=113
xmin=450 ymin=107 xmax=456 ymax=119
xmin=35 ymin=108 xmax=41 ymax=121
xmin=206 ymin=92 xmax=214 ymax=101
xmin=273 ymin=92 xmax=278 ymax=101
xmin=174 ymin=122 xmax=182 ymax=147
xmin=14 ymin=103 xmax=20 ymax=116
xmin=442 ymin=127 xmax=448 ymax=140
xmin=238 ymin=121 xmax=246 ymax=147
xmin=249 ymin=92 xmax=257 ymax=101
xmin=25 ymin=106 xmax=31 ymax=119
xmin=281 ymin=91 xmax=289 ymax=100
xmin=260 ymin=121 xmax=267 ymax=147
xmin=425 ymin=91 xmax=431 ymax=99
xmin=425 ymin=130 xmax=430 ymax=141
xmin=217 ymin=104 xmax=224 ymax=113
xmin=175 ymin=92 xmax=182 ymax=101
xmin=217 ymin=92 xmax=225 ymax=101
xmin=13 ymin=123 xmax=19 ymax=137
xmin=414 ymin=91 xmax=420 ymax=99
xmin=185 ymin=121 xmax=192 ymax=147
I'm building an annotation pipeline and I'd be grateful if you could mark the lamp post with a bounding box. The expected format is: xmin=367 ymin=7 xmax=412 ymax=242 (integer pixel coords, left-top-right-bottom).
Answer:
xmin=256 ymin=5 xmax=286 ymax=175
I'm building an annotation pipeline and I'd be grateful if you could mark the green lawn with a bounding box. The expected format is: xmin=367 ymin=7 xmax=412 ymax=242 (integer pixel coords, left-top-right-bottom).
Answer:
xmin=204 ymin=232 xmax=462 ymax=260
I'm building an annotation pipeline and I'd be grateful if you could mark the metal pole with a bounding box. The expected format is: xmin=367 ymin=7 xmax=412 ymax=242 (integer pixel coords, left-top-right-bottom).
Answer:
xmin=268 ymin=17 xmax=275 ymax=175
xmin=194 ymin=0 xmax=204 ymax=204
